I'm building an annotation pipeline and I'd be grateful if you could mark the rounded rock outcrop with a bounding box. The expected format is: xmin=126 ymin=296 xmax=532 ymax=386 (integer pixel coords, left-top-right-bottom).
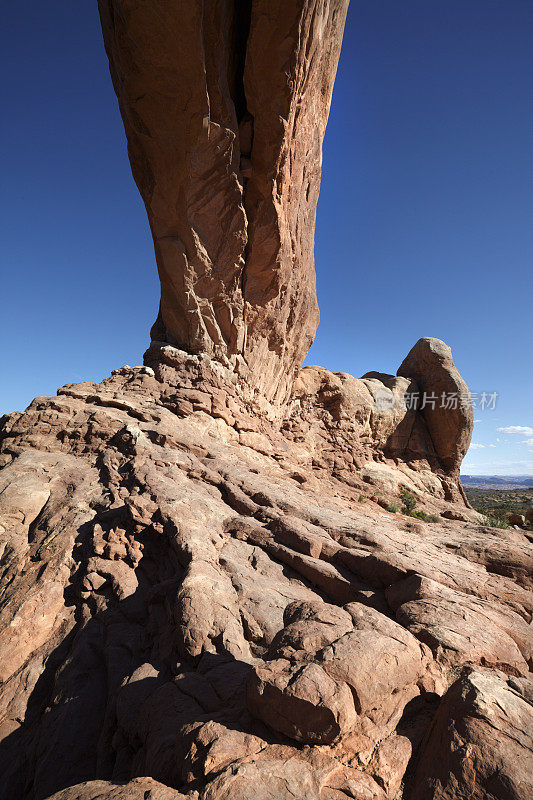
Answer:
xmin=398 ymin=337 xmax=474 ymax=473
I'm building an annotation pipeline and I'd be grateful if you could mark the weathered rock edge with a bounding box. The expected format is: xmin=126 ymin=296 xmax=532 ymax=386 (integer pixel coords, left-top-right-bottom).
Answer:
xmin=0 ymin=354 xmax=530 ymax=800
xmin=98 ymin=0 xmax=350 ymax=403
xmin=1 ymin=2 xmax=528 ymax=798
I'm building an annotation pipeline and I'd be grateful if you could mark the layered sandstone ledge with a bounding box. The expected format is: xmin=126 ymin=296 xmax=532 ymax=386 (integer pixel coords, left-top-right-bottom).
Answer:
xmin=142 ymin=335 xmax=474 ymax=503
xmin=0 ymin=346 xmax=531 ymax=799
xmin=0 ymin=2 xmax=531 ymax=798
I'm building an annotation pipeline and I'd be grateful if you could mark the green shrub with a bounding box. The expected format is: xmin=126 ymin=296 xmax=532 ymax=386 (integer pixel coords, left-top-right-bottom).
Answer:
xmin=480 ymin=513 xmax=510 ymax=530
xmin=386 ymin=502 xmax=400 ymax=513
xmin=397 ymin=489 xmax=439 ymax=522
xmin=411 ymin=510 xmax=439 ymax=523
xmin=400 ymin=489 xmax=418 ymax=514
xmin=358 ymin=494 xmax=366 ymax=503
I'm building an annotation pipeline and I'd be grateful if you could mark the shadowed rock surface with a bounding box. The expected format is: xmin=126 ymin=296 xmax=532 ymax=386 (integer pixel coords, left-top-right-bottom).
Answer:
xmin=411 ymin=669 xmax=533 ymax=800
xmin=0 ymin=353 xmax=530 ymax=799
xmin=0 ymin=2 xmax=531 ymax=799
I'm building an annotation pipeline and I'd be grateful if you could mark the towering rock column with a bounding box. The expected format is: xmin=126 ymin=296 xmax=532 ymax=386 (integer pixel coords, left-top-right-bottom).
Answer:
xmin=98 ymin=0 xmax=349 ymax=403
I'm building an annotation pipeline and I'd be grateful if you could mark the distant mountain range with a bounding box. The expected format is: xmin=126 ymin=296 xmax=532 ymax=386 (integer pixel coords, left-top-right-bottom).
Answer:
xmin=461 ymin=475 xmax=533 ymax=488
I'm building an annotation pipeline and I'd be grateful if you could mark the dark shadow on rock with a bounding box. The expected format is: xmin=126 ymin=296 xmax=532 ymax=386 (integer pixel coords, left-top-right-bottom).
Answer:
xmin=394 ymin=692 xmax=440 ymax=800
xmin=0 ymin=509 xmax=184 ymax=800
xmin=0 ymin=501 xmax=298 ymax=800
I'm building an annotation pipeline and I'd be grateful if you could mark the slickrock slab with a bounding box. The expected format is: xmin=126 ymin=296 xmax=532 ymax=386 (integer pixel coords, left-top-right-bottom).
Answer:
xmin=0 ymin=2 xmax=530 ymax=799
xmin=387 ymin=574 xmax=532 ymax=675
xmin=0 ymin=360 xmax=531 ymax=800
xmin=411 ymin=669 xmax=533 ymax=800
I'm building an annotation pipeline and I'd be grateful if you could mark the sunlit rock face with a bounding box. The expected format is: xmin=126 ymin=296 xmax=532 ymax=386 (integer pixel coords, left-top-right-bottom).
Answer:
xmin=97 ymin=3 xmax=474 ymax=486
xmin=0 ymin=362 xmax=530 ymax=800
xmin=0 ymin=7 xmax=513 ymax=800
xmin=98 ymin=0 xmax=350 ymax=404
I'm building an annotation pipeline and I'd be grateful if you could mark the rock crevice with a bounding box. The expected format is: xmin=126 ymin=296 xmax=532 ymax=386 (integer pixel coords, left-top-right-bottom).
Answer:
xmin=0 ymin=358 xmax=530 ymax=800
xmin=0 ymin=4 xmax=527 ymax=800
xmin=98 ymin=0 xmax=350 ymax=403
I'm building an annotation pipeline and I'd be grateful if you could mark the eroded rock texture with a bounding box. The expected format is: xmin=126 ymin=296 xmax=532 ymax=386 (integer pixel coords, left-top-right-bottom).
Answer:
xmin=397 ymin=337 xmax=473 ymax=474
xmin=412 ymin=669 xmax=533 ymax=800
xmin=0 ymin=354 xmax=530 ymax=800
xmin=0 ymin=3 xmax=530 ymax=799
xmin=98 ymin=0 xmax=349 ymax=403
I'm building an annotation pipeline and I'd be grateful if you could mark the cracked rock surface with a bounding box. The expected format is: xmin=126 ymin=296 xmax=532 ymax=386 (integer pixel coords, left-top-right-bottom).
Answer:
xmin=1 ymin=2 xmax=531 ymax=798
xmin=0 ymin=351 xmax=531 ymax=800
xmin=97 ymin=0 xmax=350 ymax=403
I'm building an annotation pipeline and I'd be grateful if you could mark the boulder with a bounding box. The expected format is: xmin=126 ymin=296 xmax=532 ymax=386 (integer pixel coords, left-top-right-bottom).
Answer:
xmin=411 ymin=669 xmax=533 ymax=800
xmin=43 ymin=779 xmax=188 ymax=800
xmin=247 ymin=601 xmax=429 ymax=751
xmin=247 ymin=658 xmax=356 ymax=744
xmin=398 ymin=337 xmax=474 ymax=473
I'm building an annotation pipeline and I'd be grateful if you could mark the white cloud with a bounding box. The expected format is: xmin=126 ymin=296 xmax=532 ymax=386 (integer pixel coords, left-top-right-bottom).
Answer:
xmin=523 ymin=438 xmax=533 ymax=448
xmin=469 ymin=443 xmax=485 ymax=450
xmin=460 ymin=458 xmax=533 ymax=475
xmin=497 ymin=426 xmax=533 ymax=436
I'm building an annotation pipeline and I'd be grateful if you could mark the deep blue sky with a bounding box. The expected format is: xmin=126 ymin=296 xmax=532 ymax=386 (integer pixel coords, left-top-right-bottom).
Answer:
xmin=1 ymin=1 xmax=532 ymax=474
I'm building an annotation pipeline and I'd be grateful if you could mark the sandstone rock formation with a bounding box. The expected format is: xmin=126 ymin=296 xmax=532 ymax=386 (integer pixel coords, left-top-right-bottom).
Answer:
xmin=0 ymin=357 xmax=531 ymax=799
xmin=97 ymin=0 xmax=350 ymax=404
xmin=412 ymin=669 xmax=533 ymax=800
xmin=97 ymin=0 xmax=473 ymax=494
xmin=397 ymin=337 xmax=473 ymax=475
xmin=0 ymin=3 xmax=531 ymax=800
